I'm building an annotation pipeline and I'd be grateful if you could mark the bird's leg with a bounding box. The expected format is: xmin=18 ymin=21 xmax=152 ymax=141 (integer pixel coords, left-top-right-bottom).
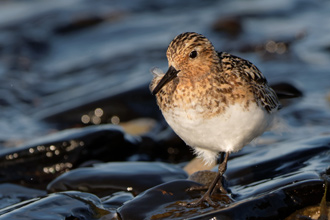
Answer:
xmin=219 ymin=151 xmax=225 ymax=163
xmin=217 ymin=152 xmax=229 ymax=194
xmin=186 ymin=152 xmax=230 ymax=207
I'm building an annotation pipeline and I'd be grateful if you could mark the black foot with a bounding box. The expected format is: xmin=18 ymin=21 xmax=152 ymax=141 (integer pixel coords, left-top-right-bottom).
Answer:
xmin=219 ymin=183 xmax=228 ymax=194
xmin=182 ymin=152 xmax=231 ymax=208
xmin=186 ymin=192 xmax=217 ymax=207
xmin=187 ymin=181 xmax=228 ymax=194
xmin=185 ymin=182 xmax=229 ymax=207
xmin=186 ymin=185 xmax=209 ymax=192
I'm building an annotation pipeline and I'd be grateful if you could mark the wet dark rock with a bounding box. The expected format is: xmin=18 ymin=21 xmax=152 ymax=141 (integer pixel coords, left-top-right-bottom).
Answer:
xmin=101 ymin=191 xmax=134 ymax=209
xmin=0 ymin=183 xmax=46 ymax=209
xmin=0 ymin=125 xmax=140 ymax=188
xmin=238 ymin=39 xmax=293 ymax=60
xmin=189 ymin=180 xmax=327 ymax=220
xmin=54 ymin=11 xmax=124 ymax=35
xmin=47 ymin=162 xmax=188 ymax=197
xmin=211 ymin=2 xmax=310 ymax=39
xmin=34 ymin=79 xmax=159 ymax=129
xmin=0 ymin=0 xmax=164 ymax=133
xmin=226 ymin=134 xmax=330 ymax=194
xmin=139 ymin=129 xmax=193 ymax=164
xmin=212 ymin=16 xmax=243 ymax=37
xmin=0 ymin=191 xmax=115 ymax=220
xmin=285 ymin=181 xmax=330 ymax=220
xmin=188 ymin=170 xmax=217 ymax=187
xmin=271 ymin=82 xmax=303 ymax=99
xmin=270 ymin=82 xmax=303 ymax=108
xmin=116 ymin=132 xmax=330 ymax=219
xmin=285 ymin=204 xmax=330 ymax=220
xmin=54 ymin=15 xmax=105 ymax=35
xmin=231 ymin=31 xmax=307 ymax=61
xmin=117 ymin=180 xmax=232 ymax=220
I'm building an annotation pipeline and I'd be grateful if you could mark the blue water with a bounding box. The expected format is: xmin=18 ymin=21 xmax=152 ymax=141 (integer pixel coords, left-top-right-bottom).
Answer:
xmin=0 ymin=0 xmax=329 ymax=146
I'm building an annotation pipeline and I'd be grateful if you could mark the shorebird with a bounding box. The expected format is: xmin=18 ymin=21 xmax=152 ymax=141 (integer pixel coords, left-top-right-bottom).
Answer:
xmin=150 ymin=32 xmax=281 ymax=206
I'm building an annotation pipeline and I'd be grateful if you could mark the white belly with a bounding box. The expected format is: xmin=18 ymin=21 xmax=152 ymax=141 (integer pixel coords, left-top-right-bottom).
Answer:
xmin=162 ymin=103 xmax=274 ymax=164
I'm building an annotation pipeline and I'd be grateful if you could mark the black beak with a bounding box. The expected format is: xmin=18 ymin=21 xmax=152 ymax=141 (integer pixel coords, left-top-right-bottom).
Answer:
xmin=152 ymin=66 xmax=180 ymax=95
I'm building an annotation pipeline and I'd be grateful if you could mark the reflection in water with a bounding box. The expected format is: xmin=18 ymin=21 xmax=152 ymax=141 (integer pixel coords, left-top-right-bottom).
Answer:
xmin=81 ymin=108 xmax=103 ymax=125
xmin=43 ymin=162 xmax=73 ymax=174
xmin=81 ymin=107 xmax=121 ymax=125
xmin=265 ymin=40 xmax=287 ymax=54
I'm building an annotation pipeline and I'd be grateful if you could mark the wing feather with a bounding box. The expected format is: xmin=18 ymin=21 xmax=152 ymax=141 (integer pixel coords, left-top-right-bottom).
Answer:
xmin=218 ymin=52 xmax=281 ymax=113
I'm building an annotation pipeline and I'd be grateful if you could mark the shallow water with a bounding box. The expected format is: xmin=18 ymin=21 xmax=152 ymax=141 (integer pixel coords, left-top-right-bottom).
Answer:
xmin=0 ymin=0 xmax=328 ymax=142
xmin=0 ymin=0 xmax=329 ymax=219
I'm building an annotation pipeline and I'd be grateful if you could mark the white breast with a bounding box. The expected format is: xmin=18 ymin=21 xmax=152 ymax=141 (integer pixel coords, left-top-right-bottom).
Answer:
xmin=162 ymin=102 xmax=274 ymax=164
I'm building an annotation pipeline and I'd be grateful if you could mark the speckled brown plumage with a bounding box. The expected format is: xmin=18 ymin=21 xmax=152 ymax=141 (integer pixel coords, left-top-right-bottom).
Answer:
xmin=150 ymin=32 xmax=280 ymax=119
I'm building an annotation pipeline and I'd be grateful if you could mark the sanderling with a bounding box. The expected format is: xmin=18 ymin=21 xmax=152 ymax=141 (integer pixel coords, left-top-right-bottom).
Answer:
xmin=150 ymin=32 xmax=281 ymax=206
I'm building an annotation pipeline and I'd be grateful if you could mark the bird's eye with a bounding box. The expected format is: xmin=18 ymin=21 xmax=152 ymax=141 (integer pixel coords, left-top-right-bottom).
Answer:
xmin=189 ymin=50 xmax=197 ymax=59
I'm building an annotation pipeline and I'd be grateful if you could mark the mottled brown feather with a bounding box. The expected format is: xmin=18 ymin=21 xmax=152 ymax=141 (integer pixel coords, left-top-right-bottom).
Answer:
xmin=218 ymin=52 xmax=281 ymax=113
xmin=150 ymin=32 xmax=280 ymax=119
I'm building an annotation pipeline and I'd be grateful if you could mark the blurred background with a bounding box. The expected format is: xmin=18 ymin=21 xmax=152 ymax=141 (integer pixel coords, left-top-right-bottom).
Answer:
xmin=0 ymin=0 xmax=329 ymax=147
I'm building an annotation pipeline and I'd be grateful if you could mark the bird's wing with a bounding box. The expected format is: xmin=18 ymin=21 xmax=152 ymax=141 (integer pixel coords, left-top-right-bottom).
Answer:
xmin=218 ymin=52 xmax=281 ymax=113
